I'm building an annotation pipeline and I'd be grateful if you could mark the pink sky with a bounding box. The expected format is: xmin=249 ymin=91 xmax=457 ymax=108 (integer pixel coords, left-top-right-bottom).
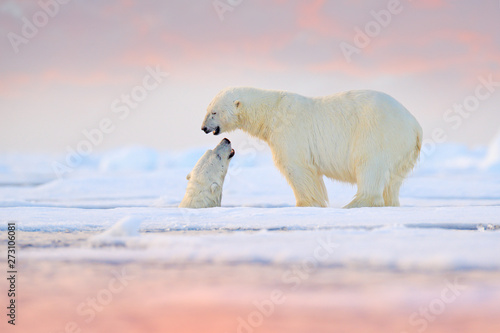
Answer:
xmin=0 ymin=0 xmax=499 ymax=152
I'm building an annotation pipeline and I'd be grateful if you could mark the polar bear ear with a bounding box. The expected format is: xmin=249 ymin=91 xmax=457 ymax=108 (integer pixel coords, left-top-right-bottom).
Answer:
xmin=234 ymin=100 xmax=241 ymax=108
xmin=186 ymin=172 xmax=192 ymax=180
xmin=210 ymin=182 xmax=220 ymax=194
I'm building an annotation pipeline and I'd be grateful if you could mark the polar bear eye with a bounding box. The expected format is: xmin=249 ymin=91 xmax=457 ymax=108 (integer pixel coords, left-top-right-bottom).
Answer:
xmin=216 ymin=154 xmax=222 ymax=160
xmin=211 ymin=112 xmax=217 ymax=115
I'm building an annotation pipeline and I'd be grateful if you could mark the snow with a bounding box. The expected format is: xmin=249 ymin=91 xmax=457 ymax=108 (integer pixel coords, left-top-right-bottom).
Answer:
xmin=481 ymin=129 xmax=500 ymax=171
xmin=0 ymin=142 xmax=499 ymax=272
xmin=89 ymin=216 xmax=143 ymax=246
xmin=1 ymin=141 xmax=500 ymax=333
xmin=98 ymin=146 xmax=159 ymax=172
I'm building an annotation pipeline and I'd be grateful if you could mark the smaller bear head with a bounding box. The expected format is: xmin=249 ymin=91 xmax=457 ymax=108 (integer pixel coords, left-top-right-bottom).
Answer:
xmin=201 ymin=88 xmax=241 ymax=135
xmin=186 ymin=138 xmax=235 ymax=194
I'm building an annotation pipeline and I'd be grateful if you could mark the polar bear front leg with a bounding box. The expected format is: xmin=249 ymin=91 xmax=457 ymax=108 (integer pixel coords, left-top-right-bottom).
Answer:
xmin=280 ymin=164 xmax=329 ymax=208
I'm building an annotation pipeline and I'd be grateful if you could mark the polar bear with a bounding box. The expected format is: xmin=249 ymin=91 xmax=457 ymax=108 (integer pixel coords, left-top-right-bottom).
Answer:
xmin=179 ymin=138 xmax=235 ymax=208
xmin=201 ymin=87 xmax=422 ymax=208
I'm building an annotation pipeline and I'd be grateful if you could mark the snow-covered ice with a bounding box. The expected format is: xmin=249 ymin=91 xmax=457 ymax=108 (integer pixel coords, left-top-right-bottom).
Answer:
xmin=0 ymin=142 xmax=499 ymax=269
xmin=1 ymin=141 xmax=500 ymax=333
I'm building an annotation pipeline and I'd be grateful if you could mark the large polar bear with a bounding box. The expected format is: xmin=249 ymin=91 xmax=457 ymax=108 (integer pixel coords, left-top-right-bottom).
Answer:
xmin=179 ymin=138 xmax=235 ymax=208
xmin=201 ymin=87 xmax=422 ymax=208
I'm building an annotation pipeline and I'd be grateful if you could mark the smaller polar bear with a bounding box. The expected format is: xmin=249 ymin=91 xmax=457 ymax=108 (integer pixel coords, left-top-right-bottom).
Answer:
xmin=179 ymin=138 xmax=235 ymax=208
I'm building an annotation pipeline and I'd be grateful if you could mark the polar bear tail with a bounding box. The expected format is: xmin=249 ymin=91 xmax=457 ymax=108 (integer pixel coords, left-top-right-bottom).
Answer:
xmin=398 ymin=126 xmax=423 ymax=182
xmin=414 ymin=128 xmax=422 ymax=164
xmin=401 ymin=127 xmax=423 ymax=176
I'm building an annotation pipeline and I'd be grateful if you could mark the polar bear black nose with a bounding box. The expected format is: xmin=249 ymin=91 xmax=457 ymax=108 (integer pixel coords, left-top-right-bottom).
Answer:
xmin=202 ymin=126 xmax=209 ymax=133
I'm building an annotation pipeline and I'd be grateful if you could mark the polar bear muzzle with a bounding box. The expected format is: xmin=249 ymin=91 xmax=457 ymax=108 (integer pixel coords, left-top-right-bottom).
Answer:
xmin=201 ymin=125 xmax=221 ymax=135
xmin=218 ymin=138 xmax=235 ymax=160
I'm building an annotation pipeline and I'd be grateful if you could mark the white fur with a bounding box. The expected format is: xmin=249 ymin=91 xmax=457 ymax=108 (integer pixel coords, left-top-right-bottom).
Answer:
xmin=179 ymin=139 xmax=234 ymax=208
xmin=202 ymin=87 xmax=422 ymax=208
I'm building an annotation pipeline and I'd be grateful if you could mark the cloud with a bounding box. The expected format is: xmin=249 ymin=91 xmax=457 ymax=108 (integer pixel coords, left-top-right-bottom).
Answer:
xmin=1 ymin=0 xmax=497 ymax=83
xmin=1 ymin=0 xmax=499 ymax=151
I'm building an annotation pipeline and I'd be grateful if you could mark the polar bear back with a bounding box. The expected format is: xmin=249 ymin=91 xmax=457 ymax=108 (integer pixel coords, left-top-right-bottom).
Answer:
xmin=266 ymin=89 xmax=421 ymax=183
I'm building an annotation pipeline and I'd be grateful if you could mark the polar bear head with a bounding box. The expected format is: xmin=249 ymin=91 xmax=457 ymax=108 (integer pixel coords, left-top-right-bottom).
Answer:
xmin=187 ymin=137 xmax=235 ymax=183
xmin=179 ymin=138 xmax=235 ymax=208
xmin=201 ymin=88 xmax=241 ymax=135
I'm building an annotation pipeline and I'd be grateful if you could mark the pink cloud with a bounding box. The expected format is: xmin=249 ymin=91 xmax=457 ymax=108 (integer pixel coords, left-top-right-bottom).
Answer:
xmin=411 ymin=0 xmax=449 ymax=9
xmin=1 ymin=1 xmax=499 ymax=102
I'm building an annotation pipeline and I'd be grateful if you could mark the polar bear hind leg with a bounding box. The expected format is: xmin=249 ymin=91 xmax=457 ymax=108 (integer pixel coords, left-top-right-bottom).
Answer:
xmin=383 ymin=176 xmax=402 ymax=207
xmin=382 ymin=133 xmax=421 ymax=207
xmin=345 ymin=159 xmax=388 ymax=209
